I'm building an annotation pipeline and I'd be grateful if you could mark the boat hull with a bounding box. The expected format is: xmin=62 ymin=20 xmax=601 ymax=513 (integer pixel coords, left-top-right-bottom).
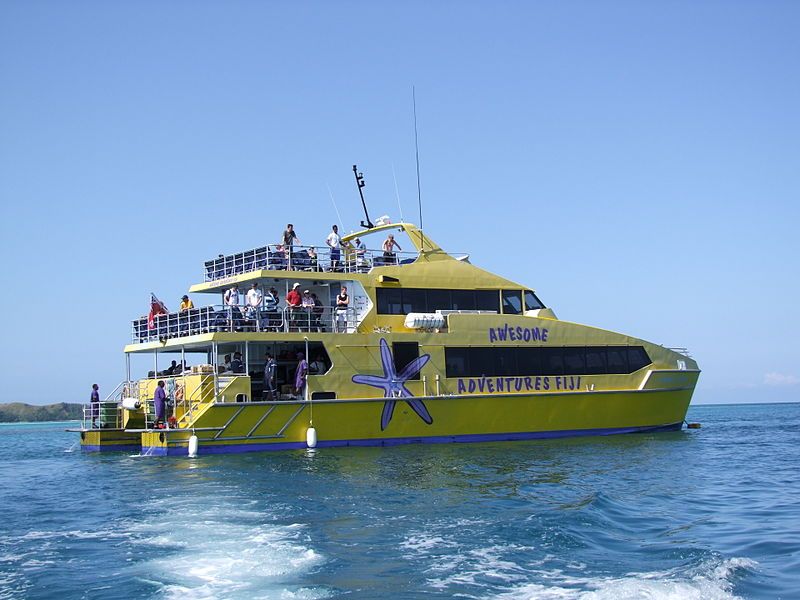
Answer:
xmin=136 ymin=371 xmax=698 ymax=456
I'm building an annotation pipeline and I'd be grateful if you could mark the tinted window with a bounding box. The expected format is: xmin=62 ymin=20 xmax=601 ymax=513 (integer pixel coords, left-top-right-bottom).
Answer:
xmin=562 ymin=347 xmax=585 ymax=372
xmin=445 ymin=347 xmax=469 ymax=377
xmin=502 ymin=290 xmax=523 ymax=314
xmin=524 ymin=290 xmax=544 ymax=310
xmin=606 ymin=347 xmax=628 ymax=373
xmin=451 ymin=290 xmax=476 ymax=311
xmin=584 ymin=347 xmax=607 ymax=375
xmin=444 ymin=346 xmax=651 ymax=378
xmin=377 ymin=288 xmax=402 ymax=314
xmin=475 ymin=290 xmax=501 ymax=312
xmin=540 ymin=347 xmax=564 ymax=376
xmin=470 ymin=347 xmax=495 ymax=376
xmin=627 ymin=347 xmax=651 ymax=372
xmin=403 ymin=289 xmax=427 ymax=313
xmin=494 ymin=348 xmax=518 ymax=376
xmin=426 ymin=289 xmax=451 ymax=311
xmin=517 ymin=347 xmax=543 ymax=375
xmin=393 ymin=342 xmax=421 ymax=380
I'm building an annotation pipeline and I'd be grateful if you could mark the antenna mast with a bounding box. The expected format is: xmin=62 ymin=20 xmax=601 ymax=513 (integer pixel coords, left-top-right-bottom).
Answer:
xmin=353 ymin=165 xmax=374 ymax=229
xmin=413 ymin=86 xmax=424 ymax=251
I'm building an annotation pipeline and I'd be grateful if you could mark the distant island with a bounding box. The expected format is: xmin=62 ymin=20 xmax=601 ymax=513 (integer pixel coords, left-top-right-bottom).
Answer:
xmin=0 ymin=402 xmax=84 ymax=423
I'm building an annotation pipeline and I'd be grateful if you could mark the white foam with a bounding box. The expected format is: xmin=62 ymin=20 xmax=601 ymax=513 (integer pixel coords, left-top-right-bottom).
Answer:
xmin=124 ymin=495 xmax=327 ymax=599
xmin=492 ymin=556 xmax=757 ymax=600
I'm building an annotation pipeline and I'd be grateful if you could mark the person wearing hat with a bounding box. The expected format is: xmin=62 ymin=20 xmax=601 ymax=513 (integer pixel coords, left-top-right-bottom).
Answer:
xmin=286 ymin=283 xmax=302 ymax=331
xmin=301 ymin=289 xmax=315 ymax=331
xmin=179 ymin=295 xmax=194 ymax=312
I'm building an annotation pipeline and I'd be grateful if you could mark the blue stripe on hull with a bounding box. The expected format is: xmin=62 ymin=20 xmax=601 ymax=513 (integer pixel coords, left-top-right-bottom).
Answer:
xmin=81 ymin=444 xmax=142 ymax=453
xmin=146 ymin=422 xmax=684 ymax=456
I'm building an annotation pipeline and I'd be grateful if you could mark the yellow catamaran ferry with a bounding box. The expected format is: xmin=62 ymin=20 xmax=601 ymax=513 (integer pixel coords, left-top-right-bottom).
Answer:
xmin=77 ymin=213 xmax=699 ymax=455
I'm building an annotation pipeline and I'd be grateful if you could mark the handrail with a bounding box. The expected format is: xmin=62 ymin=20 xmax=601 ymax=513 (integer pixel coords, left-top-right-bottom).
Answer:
xmin=175 ymin=373 xmax=215 ymax=427
xmin=83 ymin=379 xmax=127 ymax=430
xmin=203 ymin=243 xmax=421 ymax=281
xmin=132 ymin=304 xmax=359 ymax=342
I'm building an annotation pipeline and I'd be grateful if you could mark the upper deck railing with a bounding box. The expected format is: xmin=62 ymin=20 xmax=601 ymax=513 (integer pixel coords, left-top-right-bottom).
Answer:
xmin=132 ymin=304 xmax=359 ymax=343
xmin=203 ymin=243 xmax=419 ymax=282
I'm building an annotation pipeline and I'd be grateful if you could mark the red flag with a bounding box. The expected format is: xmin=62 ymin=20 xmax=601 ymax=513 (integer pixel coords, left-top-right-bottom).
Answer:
xmin=147 ymin=293 xmax=169 ymax=330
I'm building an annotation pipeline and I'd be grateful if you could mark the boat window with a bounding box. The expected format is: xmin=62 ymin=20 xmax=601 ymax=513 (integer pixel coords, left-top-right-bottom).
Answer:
xmin=540 ymin=347 xmax=565 ymax=376
xmin=471 ymin=346 xmax=495 ymax=376
xmin=311 ymin=391 xmax=337 ymax=400
xmin=377 ymin=288 xmax=502 ymax=314
xmin=627 ymin=347 xmax=651 ymax=372
xmin=426 ymin=289 xmax=451 ymax=311
xmin=606 ymin=347 xmax=628 ymax=373
xmin=562 ymin=347 xmax=586 ymax=373
xmin=475 ymin=290 xmax=501 ymax=312
xmin=393 ymin=342 xmax=421 ymax=380
xmin=584 ymin=347 xmax=607 ymax=375
xmin=517 ymin=347 xmax=542 ymax=374
xmin=451 ymin=290 xmax=477 ymax=311
xmin=524 ymin=290 xmax=545 ymax=310
xmin=502 ymin=290 xmax=523 ymax=315
xmin=444 ymin=346 xmax=651 ymax=378
xmin=445 ymin=347 xmax=469 ymax=377
xmin=403 ymin=289 xmax=428 ymax=313
xmin=494 ymin=347 xmax=518 ymax=376
xmin=377 ymin=287 xmax=403 ymax=314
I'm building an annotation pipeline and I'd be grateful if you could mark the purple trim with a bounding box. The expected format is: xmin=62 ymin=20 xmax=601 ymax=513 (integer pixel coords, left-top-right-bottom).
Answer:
xmin=141 ymin=422 xmax=684 ymax=456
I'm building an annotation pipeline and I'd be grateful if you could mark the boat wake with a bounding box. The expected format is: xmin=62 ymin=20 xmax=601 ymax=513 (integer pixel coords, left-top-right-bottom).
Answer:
xmin=125 ymin=495 xmax=327 ymax=599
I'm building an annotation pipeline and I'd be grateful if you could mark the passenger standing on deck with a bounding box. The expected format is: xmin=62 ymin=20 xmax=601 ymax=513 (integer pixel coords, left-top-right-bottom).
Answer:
xmin=352 ymin=237 xmax=367 ymax=271
xmin=326 ymin=224 xmax=341 ymax=271
xmin=263 ymin=353 xmax=277 ymax=400
xmin=246 ymin=282 xmax=263 ymax=329
xmin=335 ymin=286 xmax=349 ymax=332
xmin=179 ymin=295 xmax=194 ymax=311
xmin=282 ymin=224 xmax=301 ymax=268
xmin=294 ymin=353 xmax=308 ymax=400
xmin=89 ymin=383 xmax=100 ymax=428
xmin=382 ymin=234 xmax=402 ymax=264
xmin=286 ymin=283 xmax=302 ymax=331
xmin=264 ymin=287 xmax=280 ymax=330
xmin=224 ymin=284 xmax=241 ymax=329
xmin=153 ymin=380 xmax=167 ymax=429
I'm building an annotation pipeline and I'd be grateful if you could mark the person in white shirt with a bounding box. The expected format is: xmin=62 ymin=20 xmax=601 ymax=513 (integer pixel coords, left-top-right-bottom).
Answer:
xmin=224 ymin=284 xmax=241 ymax=330
xmin=224 ymin=284 xmax=240 ymax=307
xmin=326 ymin=224 xmax=341 ymax=272
xmin=246 ymin=282 xmax=263 ymax=329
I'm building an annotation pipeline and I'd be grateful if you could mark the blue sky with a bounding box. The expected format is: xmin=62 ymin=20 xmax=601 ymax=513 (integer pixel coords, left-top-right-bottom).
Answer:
xmin=1 ymin=1 xmax=798 ymax=405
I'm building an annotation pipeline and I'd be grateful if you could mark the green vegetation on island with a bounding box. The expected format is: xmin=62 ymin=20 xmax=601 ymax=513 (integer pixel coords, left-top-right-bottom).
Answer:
xmin=0 ymin=402 xmax=84 ymax=423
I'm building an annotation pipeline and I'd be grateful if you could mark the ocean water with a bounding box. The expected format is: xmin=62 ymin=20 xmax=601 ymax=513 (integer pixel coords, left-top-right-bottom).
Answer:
xmin=0 ymin=403 xmax=798 ymax=600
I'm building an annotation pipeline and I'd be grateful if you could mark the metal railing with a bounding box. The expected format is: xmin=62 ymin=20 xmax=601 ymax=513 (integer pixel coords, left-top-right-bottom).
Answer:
xmin=132 ymin=305 xmax=359 ymax=342
xmin=203 ymin=243 xmax=420 ymax=281
xmin=82 ymin=380 xmax=127 ymax=429
xmin=175 ymin=373 xmax=215 ymax=428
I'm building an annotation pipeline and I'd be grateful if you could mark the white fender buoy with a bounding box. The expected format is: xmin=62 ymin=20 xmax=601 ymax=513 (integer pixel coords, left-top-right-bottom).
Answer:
xmin=306 ymin=426 xmax=317 ymax=449
xmin=188 ymin=434 xmax=199 ymax=458
xmin=121 ymin=397 xmax=141 ymax=410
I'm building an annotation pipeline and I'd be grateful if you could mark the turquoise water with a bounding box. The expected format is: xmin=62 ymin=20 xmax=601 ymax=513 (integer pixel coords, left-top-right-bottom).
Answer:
xmin=0 ymin=403 xmax=798 ymax=599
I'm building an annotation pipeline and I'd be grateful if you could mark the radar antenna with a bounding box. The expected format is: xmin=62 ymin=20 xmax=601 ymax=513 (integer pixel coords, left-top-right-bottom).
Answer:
xmin=353 ymin=165 xmax=374 ymax=229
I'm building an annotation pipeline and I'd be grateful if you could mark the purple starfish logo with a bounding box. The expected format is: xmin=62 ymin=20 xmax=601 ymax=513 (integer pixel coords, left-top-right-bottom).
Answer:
xmin=352 ymin=338 xmax=433 ymax=430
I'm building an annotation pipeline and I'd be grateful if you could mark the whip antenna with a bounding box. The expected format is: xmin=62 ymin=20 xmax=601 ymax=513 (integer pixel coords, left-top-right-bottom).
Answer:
xmin=413 ymin=86 xmax=424 ymax=251
xmin=326 ymin=183 xmax=344 ymax=231
xmin=353 ymin=165 xmax=374 ymax=229
xmin=391 ymin=162 xmax=405 ymax=223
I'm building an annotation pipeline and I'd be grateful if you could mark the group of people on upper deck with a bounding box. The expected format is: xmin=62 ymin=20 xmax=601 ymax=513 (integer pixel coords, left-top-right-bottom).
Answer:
xmin=207 ymin=282 xmax=351 ymax=333
xmin=271 ymin=223 xmax=403 ymax=272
